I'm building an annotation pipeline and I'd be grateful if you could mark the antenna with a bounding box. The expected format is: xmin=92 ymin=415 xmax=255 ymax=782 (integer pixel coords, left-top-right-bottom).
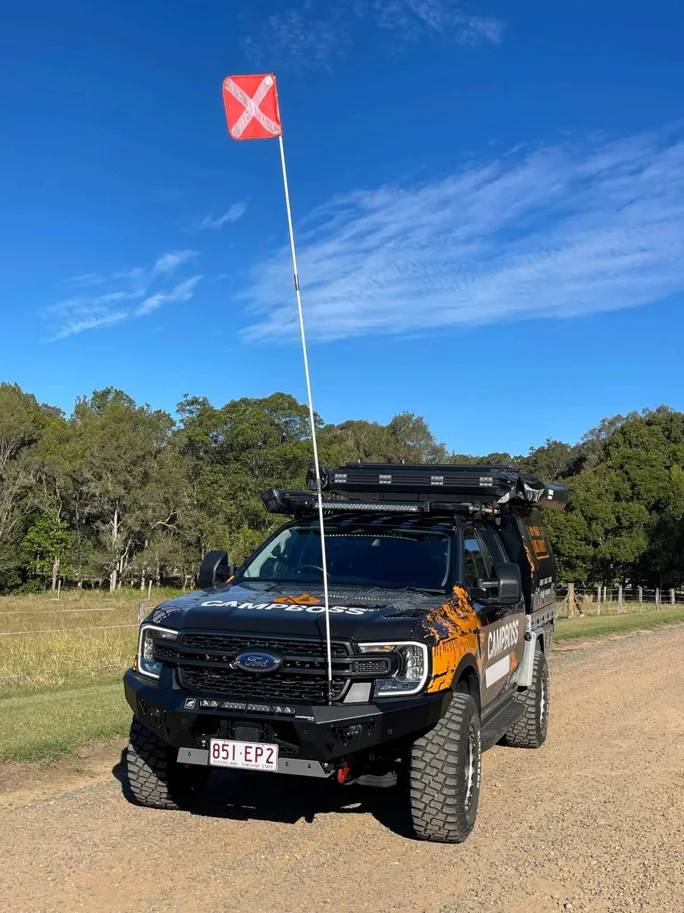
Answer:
xmin=277 ymin=135 xmax=334 ymax=704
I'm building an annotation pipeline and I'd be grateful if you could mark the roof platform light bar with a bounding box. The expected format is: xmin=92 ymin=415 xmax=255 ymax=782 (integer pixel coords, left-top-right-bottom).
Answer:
xmin=261 ymin=489 xmax=427 ymax=517
xmin=308 ymin=463 xmax=569 ymax=510
xmin=262 ymin=464 xmax=568 ymax=518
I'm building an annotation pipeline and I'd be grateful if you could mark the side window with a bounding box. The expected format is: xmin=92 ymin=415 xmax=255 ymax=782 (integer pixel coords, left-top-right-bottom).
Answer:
xmin=462 ymin=529 xmax=493 ymax=587
xmin=479 ymin=528 xmax=508 ymax=564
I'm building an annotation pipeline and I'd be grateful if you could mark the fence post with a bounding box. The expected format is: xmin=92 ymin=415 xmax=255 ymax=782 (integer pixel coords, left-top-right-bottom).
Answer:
xmin=147 ymin=579 xmax=152 ymax=600
xmin=618 ymin=583 xmax=623 ymax=615
xmin=655 ymin=587 xmax=660 ymax=608
xmin=57 ymin=579 xmax=61 ymax=601
xmin=638 ymin=586 xmax=643 ymax=606
xmin=597 ymin=585 xmax=601 ymax=615
xmin=671 ymin=588 xmax=676 ymax=606
xmin=138 ymin=600 xmax=146 ymax=624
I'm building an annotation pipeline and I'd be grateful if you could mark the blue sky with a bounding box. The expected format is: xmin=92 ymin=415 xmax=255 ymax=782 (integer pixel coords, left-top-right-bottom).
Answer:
xmin=2 ymin=0 xmax=684 ymax=455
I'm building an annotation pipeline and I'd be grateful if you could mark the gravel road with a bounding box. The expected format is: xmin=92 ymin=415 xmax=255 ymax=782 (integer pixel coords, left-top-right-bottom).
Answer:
xmin=1 ymin=626 xmax=683 ymax=913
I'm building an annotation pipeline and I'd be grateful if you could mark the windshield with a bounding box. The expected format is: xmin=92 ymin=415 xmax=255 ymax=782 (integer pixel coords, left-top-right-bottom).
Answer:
xmin=235 ymin=520 xmax=452 ymax=591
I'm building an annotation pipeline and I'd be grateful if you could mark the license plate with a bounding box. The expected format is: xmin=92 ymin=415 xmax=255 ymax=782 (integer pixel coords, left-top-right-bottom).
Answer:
xmin=208 ymin=739 xmax=279 ymax=772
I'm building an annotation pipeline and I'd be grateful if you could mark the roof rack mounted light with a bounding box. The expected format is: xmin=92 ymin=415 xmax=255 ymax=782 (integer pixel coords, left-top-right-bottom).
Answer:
xmin=261 ymin=489 xmax=426 ymax=516
xmin=303 ymin=463 xmax=569 ymax=511
xmin=321 ymin=499 xmax=423 ymax=513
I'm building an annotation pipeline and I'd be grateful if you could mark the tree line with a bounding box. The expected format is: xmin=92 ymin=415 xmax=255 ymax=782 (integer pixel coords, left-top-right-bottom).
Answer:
xmin=1 ymin=381 xmax=682 ymax=593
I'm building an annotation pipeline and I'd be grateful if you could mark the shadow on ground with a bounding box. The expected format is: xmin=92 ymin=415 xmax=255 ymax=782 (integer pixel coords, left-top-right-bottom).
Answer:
xmin=112 ymin=748 xmax=414 ymax=839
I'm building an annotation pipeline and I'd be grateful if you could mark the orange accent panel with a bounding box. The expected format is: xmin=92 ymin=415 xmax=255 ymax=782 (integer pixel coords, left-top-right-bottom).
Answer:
xmin=424 ymin=586 xmax=480 ymax=693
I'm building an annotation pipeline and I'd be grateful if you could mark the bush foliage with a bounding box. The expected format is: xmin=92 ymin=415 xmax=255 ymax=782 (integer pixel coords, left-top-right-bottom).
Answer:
xmin=0 ymin=381 xmax=681 ymax=591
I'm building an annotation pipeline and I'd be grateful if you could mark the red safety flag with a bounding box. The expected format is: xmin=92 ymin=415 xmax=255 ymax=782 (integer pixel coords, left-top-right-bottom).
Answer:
xmin=223 ymin=73 xmax=282 ymax=141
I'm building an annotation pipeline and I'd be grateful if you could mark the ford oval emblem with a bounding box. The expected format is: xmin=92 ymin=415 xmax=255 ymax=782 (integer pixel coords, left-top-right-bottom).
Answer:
xmin=233 ymin=650 xmax=283 ymax=674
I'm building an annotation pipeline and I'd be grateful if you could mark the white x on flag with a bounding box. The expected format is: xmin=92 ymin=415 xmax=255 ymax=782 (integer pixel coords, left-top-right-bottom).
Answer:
xmin=223 ymin=75 xmax=282 ymax=140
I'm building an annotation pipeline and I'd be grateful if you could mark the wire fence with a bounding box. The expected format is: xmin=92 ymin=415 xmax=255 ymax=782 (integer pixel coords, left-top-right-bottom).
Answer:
xmin=0 ymin=599 xmax=148 ymax=637
xmin=0 ymin=607 xmax=120 ymax=616
xmin=556 ymin=585 xmax=684 ymax=618
xmin=0 ymin=624 xmax=139 ymax=637
xmin=2 ymin=589 xmax=682 ymax=636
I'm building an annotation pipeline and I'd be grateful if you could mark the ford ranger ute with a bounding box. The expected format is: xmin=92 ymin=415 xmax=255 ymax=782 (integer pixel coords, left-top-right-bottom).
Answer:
xmin=124 ymin=463 xmax=568 ymax=843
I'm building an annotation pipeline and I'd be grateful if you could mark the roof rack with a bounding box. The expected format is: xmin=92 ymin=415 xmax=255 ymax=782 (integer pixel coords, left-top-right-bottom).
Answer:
xmin=261 ymin=463 xmax=568 ymax=517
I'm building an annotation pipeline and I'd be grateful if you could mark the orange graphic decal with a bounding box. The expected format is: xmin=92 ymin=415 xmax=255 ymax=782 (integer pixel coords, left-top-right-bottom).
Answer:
xmin=531 ymin=538 xmax=550 ymax=559
xmin=423 ymin=586 xmax=481 ymax=694
xmin=273 ymin=593 xmax=320 ymax=605
xmin=523 ymin=540 xmax=537 ymax=572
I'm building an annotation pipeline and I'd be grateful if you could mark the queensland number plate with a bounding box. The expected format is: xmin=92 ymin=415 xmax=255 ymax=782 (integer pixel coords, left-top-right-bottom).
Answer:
xmin=209 ymin=739 xmax=279 ymax=772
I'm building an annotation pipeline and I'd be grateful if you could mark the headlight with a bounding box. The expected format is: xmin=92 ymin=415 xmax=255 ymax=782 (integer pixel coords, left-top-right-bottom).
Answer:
xmin=137 ymin=624 xmax=179 ymax=679
xmin=359 ymin=642 xmax=429 ymax=697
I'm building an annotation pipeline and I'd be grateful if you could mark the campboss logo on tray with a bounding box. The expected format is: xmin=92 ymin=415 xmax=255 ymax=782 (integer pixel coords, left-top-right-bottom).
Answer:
xmin=487 ymin=618 xmax=520 ymax=661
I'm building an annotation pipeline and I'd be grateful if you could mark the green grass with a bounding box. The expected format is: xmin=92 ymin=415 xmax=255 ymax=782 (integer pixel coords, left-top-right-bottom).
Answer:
xmin=0 ymin=681 xmax=132 ymax=762
xmin=555 ymin=605 xmax=684 ymax=641
xmin=0 ymin=591 xmax=178 ymax=761
xmin=0 ymin=589 xmax=182 ymax=698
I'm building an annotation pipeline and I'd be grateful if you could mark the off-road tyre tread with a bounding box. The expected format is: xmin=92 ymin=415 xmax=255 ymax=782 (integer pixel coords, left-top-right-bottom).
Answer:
xmin=126 ymin=719 xmax=206 ymax=810
xmin=504 ymin=648 xmax=549 ymax=749
xmin=409 ymin=692 xmax=481 ymax=844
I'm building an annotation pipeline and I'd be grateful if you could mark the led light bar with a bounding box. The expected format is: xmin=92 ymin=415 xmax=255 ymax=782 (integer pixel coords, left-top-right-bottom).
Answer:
xmin=323 ymin=499 xmax=422 ymax=513
xmin=305 ymin=463 xmax=568 ymax=510
xmin=261 ymin=488 xmax=424 ymax=516
xmin=262 ymin=465 xmax=569 ymax=518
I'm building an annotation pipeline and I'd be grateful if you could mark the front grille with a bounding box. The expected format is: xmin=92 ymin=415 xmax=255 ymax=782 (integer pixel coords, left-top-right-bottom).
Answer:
xmin=158 ymin=632 xmax=351 ymax=705
xmin=180 ymin=633 xmax=348 ymax=658
xmin=180 ymin=666 xmax=347 ymax=703
xmin=351 ymin=659 xmax=390 ymax=675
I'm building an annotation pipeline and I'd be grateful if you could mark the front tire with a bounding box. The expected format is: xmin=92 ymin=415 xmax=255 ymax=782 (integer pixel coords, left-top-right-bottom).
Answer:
xmin=504 ymin=648 xmax=549 ymax=749
xmin=409 ymin=692 xmax=481 ymax=843
xmin=126 ymin=719 xmax=209 ymax=810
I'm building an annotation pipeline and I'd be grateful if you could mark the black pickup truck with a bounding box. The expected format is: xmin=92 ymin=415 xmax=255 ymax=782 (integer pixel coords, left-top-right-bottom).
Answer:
xmin=124 ymin=463 xmax=567 ymax=843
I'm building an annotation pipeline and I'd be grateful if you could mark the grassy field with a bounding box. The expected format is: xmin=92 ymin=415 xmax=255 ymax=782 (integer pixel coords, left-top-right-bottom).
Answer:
xmin=1 ymin=590 xmax=684 ymax=763
xmin=555 ymin=605 xmax=684 ymax=640
xmin=0 ymin=589 xmax=181 ymax=762
xmin=0 ymin=683 xmax=132 ymax=762
xmin=0 ymin=589 xmax=180 ymax=699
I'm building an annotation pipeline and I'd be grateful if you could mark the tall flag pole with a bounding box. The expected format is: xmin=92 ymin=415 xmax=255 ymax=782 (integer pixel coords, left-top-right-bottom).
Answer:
xmin=223 ymin=73 xmax=335 ymax=703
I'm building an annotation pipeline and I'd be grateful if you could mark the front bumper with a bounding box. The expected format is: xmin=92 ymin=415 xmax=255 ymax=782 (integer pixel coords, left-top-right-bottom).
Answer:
xmin=124 ymin=668 xmax=451 ymax=767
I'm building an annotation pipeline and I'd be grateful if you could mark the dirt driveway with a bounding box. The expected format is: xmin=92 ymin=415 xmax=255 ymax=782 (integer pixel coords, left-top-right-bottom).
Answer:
xmin=1 ymin=626 xmax=683 ymax=913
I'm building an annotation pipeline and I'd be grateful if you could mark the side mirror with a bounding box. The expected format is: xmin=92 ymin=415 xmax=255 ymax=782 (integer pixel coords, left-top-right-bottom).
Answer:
xmin=198 ymin=550 xmax=237 ymax=590
xmin=472 ymin=562 xmax=522 ymax=605
xmin=492 ymin=561 xmax=522 ymax=605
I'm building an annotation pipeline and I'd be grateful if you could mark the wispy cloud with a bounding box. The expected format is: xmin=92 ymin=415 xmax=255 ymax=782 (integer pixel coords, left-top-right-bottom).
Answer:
xmin=152 ymin=187 xmax=187 ymax=202
xmin=243 ymin=6 xmax=348 ymax=71
xmin=48 ymin=251 xmax=202 ymax=340
xmin=239 ymin=128 xmax=684 ymax=343
xmin=195 ymin=202 xmax=248 ymax=231
xmin=51 ymin=310 xmax=130 ymax=341
xmin=136 ymin=276 xmax=203 ymax=317
xmin=66 ymin=273 xmax=105 ymax=287
xmin=359 ymin=0 xmax=505 ymax=44
xmin=243 ymin=0 xmax=503 ymax=70
xmin=152 ymin=250 xmax=198 ymax=274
